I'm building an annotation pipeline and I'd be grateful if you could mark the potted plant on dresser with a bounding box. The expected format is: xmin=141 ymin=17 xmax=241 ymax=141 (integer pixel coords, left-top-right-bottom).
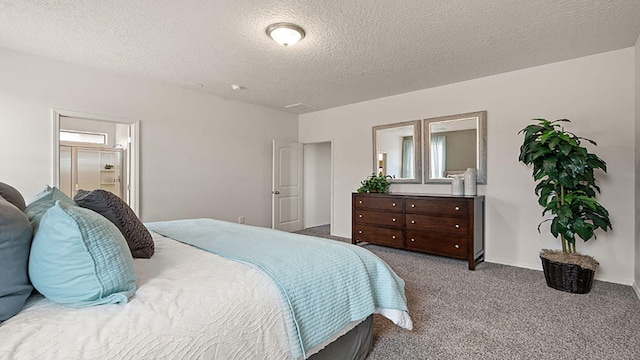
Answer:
xmin=357 ymin=172 xmax=393 ymax=193
xmin=518 ymin=118 xmax=612 ymax=294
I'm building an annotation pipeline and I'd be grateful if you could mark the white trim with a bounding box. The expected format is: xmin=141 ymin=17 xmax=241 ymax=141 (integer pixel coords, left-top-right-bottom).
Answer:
xmin=52 ymin=110 xmax=60 ymax=188
xmin=128 ymin=121 xmax=140 ymax=217
xmin=52 ymin=108 xmax=140 ymax=215
xmin=633 ymin=282 xmax=640 ymax=300
xmin=329 ymin=139 xmax=335 ymax=237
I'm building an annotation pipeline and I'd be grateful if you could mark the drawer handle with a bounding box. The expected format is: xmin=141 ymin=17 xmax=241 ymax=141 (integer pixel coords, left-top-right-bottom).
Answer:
xmin=411 ymin=220 xmax=415 ymax=224
xmin=411 ymin=204 xmax=415 ymax=208
xmin=358 ymin=214 xmax=363 ymax=218
xmin=410 ymin=238 xmax=415 ymax=242
xmin=359 ymin=200 xmax=363 ymax=204
xmin=454 ymin=244 xmax=460 ymax=249
xmin=392 ymin=202 xmax=396 ymax=207
xmin=358 ymin=230 xmax=362 ymax=234
xmin=392 ymin=218 xmax=397 ymax=222
xmin=455 ymin=224 xmax=460 ymax=229
xmin=392 ymin=235 xmax=396 ymax=239
xmin=454 ymin=206 xmax=460 ymax=211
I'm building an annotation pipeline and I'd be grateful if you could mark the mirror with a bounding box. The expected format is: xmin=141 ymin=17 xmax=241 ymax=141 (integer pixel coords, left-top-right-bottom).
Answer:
xmin=372 ymin=120 xmax=422 ymax=183
xmin=424 ymin=111 xmax=487 ymax=184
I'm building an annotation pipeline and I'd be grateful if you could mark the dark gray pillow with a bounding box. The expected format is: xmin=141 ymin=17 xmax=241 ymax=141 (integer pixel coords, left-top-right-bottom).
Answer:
xmin=74 ymin=189 xmax=154 ymax=259
xmin=0 ymin=182 xmax=26 ymax=211
xmin=0 ymin=196 xmax=33 ymax=322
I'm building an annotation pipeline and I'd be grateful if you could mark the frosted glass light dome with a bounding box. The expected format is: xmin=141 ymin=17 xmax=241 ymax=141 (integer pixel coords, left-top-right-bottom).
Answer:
xmin=267 ymin=23 xmax=305 ymax=47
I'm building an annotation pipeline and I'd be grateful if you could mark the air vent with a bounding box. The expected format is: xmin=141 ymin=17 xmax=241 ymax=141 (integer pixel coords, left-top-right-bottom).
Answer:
xmin=283 ymin=103 xmax=318 ymax=113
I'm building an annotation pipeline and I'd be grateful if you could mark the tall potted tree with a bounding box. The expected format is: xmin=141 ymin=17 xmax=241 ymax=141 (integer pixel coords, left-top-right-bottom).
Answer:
xmin=518 ymin=118 xmax=612 ymax=294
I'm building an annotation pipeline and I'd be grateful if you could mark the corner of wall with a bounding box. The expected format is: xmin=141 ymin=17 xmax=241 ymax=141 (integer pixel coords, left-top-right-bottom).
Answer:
xmin=635 ymin=32 xmax=640 ymax=299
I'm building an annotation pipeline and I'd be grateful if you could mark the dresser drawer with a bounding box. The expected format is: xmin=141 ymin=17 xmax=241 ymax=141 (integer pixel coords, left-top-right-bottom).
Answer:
xmin=354 ymin=210 xmax=403 ymax=228
xmin=405 ymin=230 xmax=468 ymax=259
xmin=353 ymin=224 xmax=404 ymax=248
xmin=353 ymin=194 xmax=402 ymax=212
xmin=405 ymin=197 xmax=469 ymax=217
xmin=405 ymin=214 xmax=469 ymax=234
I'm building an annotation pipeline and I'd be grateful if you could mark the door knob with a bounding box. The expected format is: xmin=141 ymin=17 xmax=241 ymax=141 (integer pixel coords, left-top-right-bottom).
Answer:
xmin=272 ymin=190 xmax=280 ymax=194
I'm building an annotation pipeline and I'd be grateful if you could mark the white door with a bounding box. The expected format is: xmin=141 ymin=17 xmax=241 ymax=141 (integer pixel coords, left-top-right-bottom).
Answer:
xmin=272 ymin=140 xmax=303 ymax=232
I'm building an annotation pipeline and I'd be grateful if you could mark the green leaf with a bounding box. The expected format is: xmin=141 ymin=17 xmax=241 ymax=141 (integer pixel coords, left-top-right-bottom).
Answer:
xmin=572 ymin=218 xmax=593 ymax=241
xmin=548 ymin=136 xmax=561 ymax=149
xmin=559 ymin=143 xmax=572 ymax=156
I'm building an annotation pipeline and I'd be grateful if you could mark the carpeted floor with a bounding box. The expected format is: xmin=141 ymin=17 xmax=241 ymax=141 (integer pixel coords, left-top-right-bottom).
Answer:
xmin=296 ymin=225 xmax=640 ymax=360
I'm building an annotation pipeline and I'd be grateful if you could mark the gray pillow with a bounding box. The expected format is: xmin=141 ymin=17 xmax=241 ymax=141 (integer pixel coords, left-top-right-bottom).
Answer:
xmin=0 ymin=182 xmax=26 ymax=211
xmin=74 ymin=189 xmax=154 ymax=259
xmin=0 ymin=196 xmax=33 ymax=322
xmin=25 ymin=186 xmax=75 ymax=232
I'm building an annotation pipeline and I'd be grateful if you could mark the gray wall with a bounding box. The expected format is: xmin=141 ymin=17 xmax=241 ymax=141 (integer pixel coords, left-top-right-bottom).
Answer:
xmin=300 ymin=48 xmax=635 ymax=285
xmin=0 ymin=47 xmax=298 ymax=227
xmin=445 ymin=129 xmax=476 ymax=172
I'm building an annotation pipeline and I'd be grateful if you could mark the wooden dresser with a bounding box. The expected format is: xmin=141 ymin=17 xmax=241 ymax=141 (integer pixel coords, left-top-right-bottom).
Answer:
xmin=352 ymin=192 xmax=484 ymax=270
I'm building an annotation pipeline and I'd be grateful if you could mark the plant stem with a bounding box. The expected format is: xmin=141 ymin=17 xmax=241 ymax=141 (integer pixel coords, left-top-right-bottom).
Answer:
xmin=557 ymin=185 xmax=568 ymax=253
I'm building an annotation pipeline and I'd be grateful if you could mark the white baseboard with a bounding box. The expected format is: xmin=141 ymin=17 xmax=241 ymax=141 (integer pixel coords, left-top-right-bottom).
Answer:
xmin=331 ymin=232 xmax=351 ymax=239
xmin=633 ymin=282 xmax=640 ymax=300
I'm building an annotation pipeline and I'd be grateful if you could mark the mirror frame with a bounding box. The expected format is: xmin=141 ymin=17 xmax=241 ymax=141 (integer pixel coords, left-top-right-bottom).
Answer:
xmin=372 ymin=119 xmax=422 ymax=184
xmin=423 ymin=111 xmax=487 ymax=184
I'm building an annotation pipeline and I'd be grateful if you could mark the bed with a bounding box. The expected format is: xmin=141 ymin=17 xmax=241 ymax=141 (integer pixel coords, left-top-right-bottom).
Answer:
xmin=0 ymin=185 xmax=412 ymax=360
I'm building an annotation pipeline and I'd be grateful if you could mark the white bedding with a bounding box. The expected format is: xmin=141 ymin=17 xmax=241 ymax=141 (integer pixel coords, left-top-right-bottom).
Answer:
xmin=0 ymin=233 xmax=325 ymax=359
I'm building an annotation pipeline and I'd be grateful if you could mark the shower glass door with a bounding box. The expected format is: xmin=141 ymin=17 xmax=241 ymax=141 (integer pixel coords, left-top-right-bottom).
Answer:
xmin=60 ymin=147 xmax=124 ymax=199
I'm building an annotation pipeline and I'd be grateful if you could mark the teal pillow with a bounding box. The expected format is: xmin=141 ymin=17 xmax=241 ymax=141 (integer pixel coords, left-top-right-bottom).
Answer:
xmin=28 ymin=201 xmax=136 ymax=307
xmin=25 ymin=186 xmax=75 ymax=232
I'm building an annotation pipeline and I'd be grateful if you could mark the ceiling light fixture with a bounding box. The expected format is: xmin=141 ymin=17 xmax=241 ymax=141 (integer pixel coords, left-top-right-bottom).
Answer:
xmin=266 ymin=22 xmax=305 ymax=47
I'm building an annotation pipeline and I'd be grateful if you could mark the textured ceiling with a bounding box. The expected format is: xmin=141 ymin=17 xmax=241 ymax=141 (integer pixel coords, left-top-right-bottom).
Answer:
xmin=0 ymin=0 xmax=639 ymax=113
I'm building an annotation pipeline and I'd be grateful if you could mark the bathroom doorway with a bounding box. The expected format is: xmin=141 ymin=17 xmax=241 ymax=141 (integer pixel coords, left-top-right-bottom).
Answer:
xmin=53 ymin=109 xmax=140 ymax=214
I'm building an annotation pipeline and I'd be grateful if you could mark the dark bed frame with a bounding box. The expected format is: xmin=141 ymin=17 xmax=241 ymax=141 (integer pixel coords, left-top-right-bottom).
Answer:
xmin=308 ymin=315 xmax=373 ymax=360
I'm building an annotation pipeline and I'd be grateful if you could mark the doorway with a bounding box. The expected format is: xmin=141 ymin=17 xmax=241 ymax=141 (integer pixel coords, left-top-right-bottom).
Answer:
xmin=302 ymin=141 xmax=332 ymax=235
xmin=52 ymin=109 xmax=140 ymax=214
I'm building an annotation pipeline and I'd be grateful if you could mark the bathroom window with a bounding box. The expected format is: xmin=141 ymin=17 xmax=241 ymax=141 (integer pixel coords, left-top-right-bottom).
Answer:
xmin=60 ymin=130 xmax=107 ymax=145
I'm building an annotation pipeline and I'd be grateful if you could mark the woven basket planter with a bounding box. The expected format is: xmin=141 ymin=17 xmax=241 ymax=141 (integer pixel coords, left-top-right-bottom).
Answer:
xmin=540 ymin=257 xmax=595 ymax=294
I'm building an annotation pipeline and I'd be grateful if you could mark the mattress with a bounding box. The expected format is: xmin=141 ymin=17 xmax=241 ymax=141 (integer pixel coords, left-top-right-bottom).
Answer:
xmin=0 ymin=232 xmax=362 ymax=359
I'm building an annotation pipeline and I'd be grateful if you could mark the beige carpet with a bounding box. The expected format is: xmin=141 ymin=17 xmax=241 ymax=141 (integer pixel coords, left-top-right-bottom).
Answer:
xmin=296 ymin=225 xmax=640 ymax=360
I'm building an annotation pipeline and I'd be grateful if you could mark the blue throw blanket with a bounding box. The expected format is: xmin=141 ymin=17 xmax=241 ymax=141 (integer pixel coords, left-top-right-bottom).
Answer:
xmin=146 ymin=219 xmax=409 ymax=359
